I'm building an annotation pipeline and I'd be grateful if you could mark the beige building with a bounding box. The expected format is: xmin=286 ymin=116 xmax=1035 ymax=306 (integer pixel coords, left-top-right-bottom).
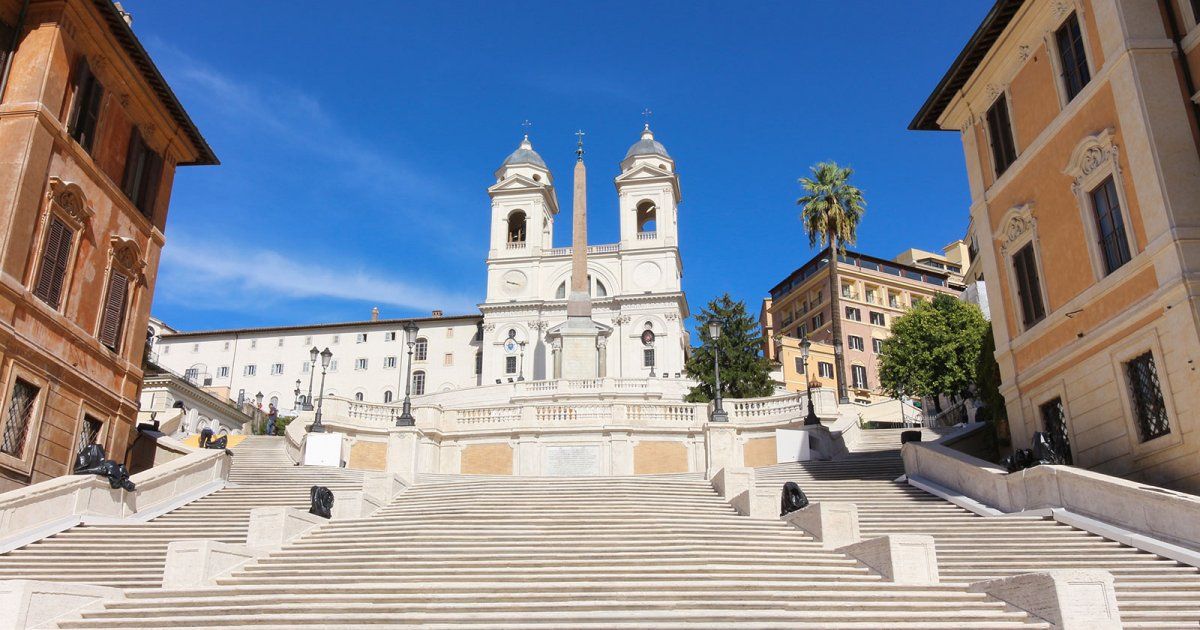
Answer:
xmin=0 ymin=0 xmax=215 ymax=491
xmin=913 ymin=0 xmax=1200 ymax=491
xmin=763 ymin=247 xmax=960 ymax=403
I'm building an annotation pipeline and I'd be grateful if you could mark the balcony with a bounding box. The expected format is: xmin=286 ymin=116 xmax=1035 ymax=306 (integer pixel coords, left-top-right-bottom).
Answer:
xmin=505 ymin=241 xmax=526 ymax=250
xmin=637 ymin=231 xmax=657 ymax=240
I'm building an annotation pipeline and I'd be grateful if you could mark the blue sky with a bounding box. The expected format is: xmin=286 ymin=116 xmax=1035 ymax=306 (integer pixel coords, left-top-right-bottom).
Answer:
xmin=138 ymin=1 xmax=990 ymax=333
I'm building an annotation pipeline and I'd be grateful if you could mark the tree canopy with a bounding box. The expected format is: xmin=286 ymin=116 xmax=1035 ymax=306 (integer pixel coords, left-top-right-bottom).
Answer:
xmin=685 ymin=294 xmax=774 ymax=403
xmin=877 ymin=294 xmax=989 ymax=401
xmin=797 ymin=161 xmax=866 ymax=254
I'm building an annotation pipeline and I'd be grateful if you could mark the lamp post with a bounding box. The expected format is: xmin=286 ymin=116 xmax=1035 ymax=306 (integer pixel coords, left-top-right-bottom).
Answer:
xmin=293 ymin=379 xmax=302 ymax=410
xmin=708 ymin=320 xmax=728 ymax=423
xmin=396 ymin=322 xmax=418 ymax=427
xmin=517 ymin=341 xmax=527 ymax=381
xmin=305 ymin=346 xmax=319 ymax=410
xmin=801 ymin=337 xmax=820 ymax=426
xmin=254 ymin=391 xmax=264 ymax=409
xmin=310 ymin=347 xmax=332 ymax=433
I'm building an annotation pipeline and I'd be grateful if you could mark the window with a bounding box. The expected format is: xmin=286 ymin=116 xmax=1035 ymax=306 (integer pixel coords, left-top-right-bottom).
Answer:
xmin=357 ymin=333 xmax=367 ymax=343
xmin=217 ymin=366 xmax=229 ymax=378
xmin=162 ymin=345 xmax=169 ymax=354
xmin=354 ymin=392 xmax=364 ymax=401
xmin=97 ymin=270 xmax=129 ymax=352
xmin=446 ymin=328 xmax=454 ymax=338
xmin=414 ymin=338 xmax=429 ymax=361
xmin=848 ymin=335 xmax=864 ymax=351
xmin=475 ymin=351 xmax=483 ymax=375
xmin=331 ymin=335 xmax=340 ymax=344
xmin=841 ymin=283 xmax=854 ymax=299
xmin=888 ymin=291 xmax=901 ymax=309
xmin=271 ymin=363 xmax=284 ymax=375
xmin=68 ymin=61 xmax=104 ymax=154
xmin=797 ymin=323 xmax=808 ymax=338
xmin=505 ymin=356 xmax=517 ymax=374
xmin=811 ymin=313 xmax=824 ymax=329
xmin=644 ymin=348 xmax=656 ymax=367
xmin=1124 ymin=351 xmax=1170 ymax=442
xmin=507 ymin=210 xmax=527 ymax=243
xmin=244 ymin=365 xmax=256 ymax=377
xmin=120 ymin=129 xmax=162 ymax=218
xmin=192 ymin=343 xmax=199 ymax=353
xmin=32 ymin=216 xmax=74 ymax=310
xmin=301 ymin=362 xmax=310 ymax=374
xmin=1012 ymin=243 xmax=1046 ymax=328
xmin=384 ymin=390 xmax=393 ymax=403
xmin=851 ymin=365 xmax=868 ymax=389
xmin=223 ymin=341 xmax=231 ymax=351
xmin=75 ymin=415 xmax=103 ymax=461
xmin=250 ymin=339 xmax=257 ymax=349
xmin=869 ymin=311 xmax=885 ymax=326
xmin=443 ymin=353 xmax=454 ymax=367
xmin=844 ymin=307 xmax=861 ymax=322
xmin=385 ymin=332 xmax=396 ymax=341
xmin=304 ymin=336 xmax=313 ymax=345
xmin=183 ymin=368 xmax=199 ymax=382
xmin=1055 ymin=13 xmax=1091 ymax=102
xmin=818 ymin=362 xmax=834 ymax=379
xmin=1091 ymin=177 xmax=1131 ymax=274
xmin=384 ymin=356 xmax=397 ymax=369
xmin=328 ymin=359 xmax=338 ymax=372
xmin=794 ymin=357 xmax=804 ymax=373
xmin=277 ymin=338 xmax=284 ymax=347
xmin=1 ymin=378 xmax=39 ymax=459
xmin=986 ymin=93 xmax=1018 ymax=176
xmin=411 ymin=371 xmax=426 ymax=396
xmin=355 ymin=358 xmax=368 ymax=371
xmin=872 ymin=338 xmax=883 ymax=354
xmin=1039 ymin=398 xmax=1073 ymax=465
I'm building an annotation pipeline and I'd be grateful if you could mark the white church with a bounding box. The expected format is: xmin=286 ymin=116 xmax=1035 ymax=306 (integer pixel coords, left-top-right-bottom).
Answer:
xmin=151 ymin=126 xmax=692 ymax=411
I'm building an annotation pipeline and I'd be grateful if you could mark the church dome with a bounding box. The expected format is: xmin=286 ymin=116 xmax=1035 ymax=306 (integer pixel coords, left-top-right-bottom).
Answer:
xmin=501 ymin=136 xmax=547 ymax=169
xmin=624 ymin=125 xmax=671 ymax=160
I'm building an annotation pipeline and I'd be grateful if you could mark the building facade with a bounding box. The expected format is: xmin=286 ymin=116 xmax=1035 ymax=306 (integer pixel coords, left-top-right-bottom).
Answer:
xmin=0 ymin=0 xmax=215 ymax=491
xmin=153 ymin=127 xmax=690 ymax=409
xmin=763 ymin=247 xmax=959 ymax=403
xmin=913 ymin=0 xmax=1200 ymax=490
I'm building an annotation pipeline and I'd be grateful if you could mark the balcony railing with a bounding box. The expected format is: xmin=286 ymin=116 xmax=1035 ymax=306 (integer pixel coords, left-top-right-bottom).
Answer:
xmin=506 ymin=241 xmax=526 ymax=250
xmin=637 ymin=231 xmax=657 ymax=240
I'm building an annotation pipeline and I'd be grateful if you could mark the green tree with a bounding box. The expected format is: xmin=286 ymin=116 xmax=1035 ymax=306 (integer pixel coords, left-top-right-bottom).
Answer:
xmin=797 ymin=161 xmax=866 ymax=404
xmin=974 ymin=322 xmax=1011 ymax=447
xmin=877 ymin=294 xmax=989 ymax=407
xmin=685 ymin=294 xmax=774 ymax=403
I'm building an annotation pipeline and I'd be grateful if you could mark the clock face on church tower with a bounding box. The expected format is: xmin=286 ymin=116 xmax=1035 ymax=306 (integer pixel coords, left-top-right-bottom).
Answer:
xmin=502 ymin=270 xmax=528 ymax=295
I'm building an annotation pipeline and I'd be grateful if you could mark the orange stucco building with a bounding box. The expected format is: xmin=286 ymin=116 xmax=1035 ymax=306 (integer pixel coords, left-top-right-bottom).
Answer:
xmin=0 ymin=0 xmax=215 ymax=491
xmin=914 ymin=0 xmax=1200 ymax=491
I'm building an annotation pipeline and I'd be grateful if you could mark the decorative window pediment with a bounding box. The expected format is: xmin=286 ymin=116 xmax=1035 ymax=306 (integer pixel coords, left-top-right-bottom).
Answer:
xmin=46 ymin=177 xmax=94 ymax=229
xmin=998 ymin=203 xmax=1037 ymax=254
xmin=1064 ymin=128 xmax=1118 ymax=192
xmin=109 ymin=236 xmax=146 ymax=284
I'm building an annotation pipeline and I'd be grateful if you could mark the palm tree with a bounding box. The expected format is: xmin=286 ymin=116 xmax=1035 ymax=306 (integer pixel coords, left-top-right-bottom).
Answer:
xmin=797 ymin=161 xmax=866 ymax=404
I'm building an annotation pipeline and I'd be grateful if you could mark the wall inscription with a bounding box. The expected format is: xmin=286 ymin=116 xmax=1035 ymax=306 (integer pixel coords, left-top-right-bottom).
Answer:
xmin=543 ymin=445 xmax=601 ymax=476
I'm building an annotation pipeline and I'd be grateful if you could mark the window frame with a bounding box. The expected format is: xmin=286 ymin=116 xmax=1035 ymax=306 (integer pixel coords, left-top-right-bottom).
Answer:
xmin=67 ymin=58 xmax=105 ymax=155
xmin=29 ymin=180 xmax=91 ymax=314
xmin=414 ymin=338 xmax=429 ymax=362
xmin=1066 ymin=130 xmax=1137 ymax=282
xmin=999 ymin=204 xmax=1049 ymax=333
xmin=847 ymin=335 xmax=864 ymax=352
xmin=1109 ymin=330 xmax=1181 ymax=456
xmin=1045 ymin=6 xmax=1097 ymax=108
xmin=984 ymin=91 xmax=1019 ymax=178
xmin=96 ymin=265 xmax=132 ymax=353
xmin=850 ymin=364 xmax=868 ymax=390
xmin=73 ymin=405 xmax=108 ymax=464
xmin=0 ymin=363 xmax=48 ymax=476
xmin=411 ymin=370 xmax=426 ymax=396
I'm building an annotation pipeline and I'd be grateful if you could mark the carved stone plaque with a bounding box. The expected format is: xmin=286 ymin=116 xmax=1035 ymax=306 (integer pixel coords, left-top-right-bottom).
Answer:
xmin=543 ymin=445 xmax=601 ymax=476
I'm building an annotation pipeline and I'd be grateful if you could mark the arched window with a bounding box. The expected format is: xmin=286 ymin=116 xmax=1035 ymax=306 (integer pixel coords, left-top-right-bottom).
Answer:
xmin=555 ymin=275 xmax=609 ymax=299
xmin=636 ymin=200 xmax=657 ymax=233
xmin=383 ymin=390 xmax=393 ymax=403
xmin=354 ymin=392 xmax=364 ymax=401
xmin=414 ymin=338 xmax=428 ymax=361
xmin=412 ymin=370 xmax=426 ymax=396
xmin=507 ymin=210 xmax=527 ymax=243
xmin=556 ymin=282 xmax=566 ymax=299
xmin=269 ymin=396 xmax=279 ymax=408
xmin=595 ymin=279 xmax=608 ymax=297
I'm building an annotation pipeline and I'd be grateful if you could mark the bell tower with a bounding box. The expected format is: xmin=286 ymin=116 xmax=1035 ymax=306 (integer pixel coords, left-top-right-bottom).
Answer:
xmin=615 ymin=125 xmax=681 ymax=249
xmin=487 ymin=135 xmax=558 ymax=259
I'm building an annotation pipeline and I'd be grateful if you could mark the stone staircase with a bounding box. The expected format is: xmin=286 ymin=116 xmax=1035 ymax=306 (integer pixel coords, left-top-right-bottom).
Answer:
xmin=756 ymin=429 xmax=1200 ymax=628
xmin=56 ymin=471 xmax=1046 ymax=628
xmin=0 ymin=436 xmax=363 ymax=589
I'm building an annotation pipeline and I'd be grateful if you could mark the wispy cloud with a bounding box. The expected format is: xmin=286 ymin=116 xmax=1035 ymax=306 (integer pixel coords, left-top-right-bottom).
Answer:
xmin=156 ymin=237 xmax=479 ymax=317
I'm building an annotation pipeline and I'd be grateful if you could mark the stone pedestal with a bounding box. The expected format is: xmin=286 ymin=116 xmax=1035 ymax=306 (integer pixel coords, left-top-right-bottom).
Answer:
xmin=837 ymin=535 xmax=939 ymax=584
xmin=0 ymin=580 xmax=123 ymax=630
xmin=560 ymin=326 xmax=599 ymax=380
xmin=705 ymin=423 xmax=740 ymax=476
xmin=303 ymin=432 xmax=343 ymax=467
xmin=970 ymin=570 xmax=1121 ymax=629
xmin=386 ymin=427 xmax=420 ymax=484
xmin=330 ymin=490 xmax=384 ymax=520
xmin=782 ymin=501 xmax=861 ymax=549
xmin=246 ymin=506 xmax=326 ymax=551
xmin=162 ymin=540 xmax=257 ymax=588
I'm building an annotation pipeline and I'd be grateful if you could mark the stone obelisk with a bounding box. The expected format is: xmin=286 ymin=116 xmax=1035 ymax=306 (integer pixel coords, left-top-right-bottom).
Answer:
xmin=560 ymin=131 xmax=600 ymax=379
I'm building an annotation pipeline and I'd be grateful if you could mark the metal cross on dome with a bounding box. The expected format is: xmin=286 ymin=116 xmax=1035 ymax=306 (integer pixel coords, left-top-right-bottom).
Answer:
xmin=521 ymin=119 xmax=532 ymax=136
xmin=642 ymin=108 xmax=653 ymax=125
xmin=575 ymin=129 xmax=585 ymax=159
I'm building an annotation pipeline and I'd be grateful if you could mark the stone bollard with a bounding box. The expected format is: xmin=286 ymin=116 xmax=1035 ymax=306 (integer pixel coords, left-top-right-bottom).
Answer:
xmin=162 ymin=540 xmax=257 ymax=589
xmin=330 ymin=490 xmax=384 ymax=520
xmin=246 ymin=506 xmax=327 ymax=551
xmin=731 ymin=488 xmax=777 ymax=519
xmin=0 ymin=579 xmax=123 ymax=630
xmin=782 ymin=502 xmax=861 ymax=549
xmin=970 ymin=570 xmax=1122 ymax=630
xmin=711 ymin=467 xmax=754 ymax=501
xmin=837 ymin=535 xmax=939 ymax=584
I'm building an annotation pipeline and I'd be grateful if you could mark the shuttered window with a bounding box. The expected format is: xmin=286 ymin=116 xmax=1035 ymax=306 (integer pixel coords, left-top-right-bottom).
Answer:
xmin=986 ymin=94 xmax=1018 ymax=176
xmin=1012 ymin=243 xmax=1046 ymax=328
xmin=121 ymin=129 xmax=163 ymax=219
xmin=68 ymin=61 xmax=104 ymax=154
xmin=98 ymin=270 xmax=129 ymax=352
xmin=1055 ymin=13 xmax=1091 ymax=102
xmin=32 ymin=217 xmax=74 ymax=309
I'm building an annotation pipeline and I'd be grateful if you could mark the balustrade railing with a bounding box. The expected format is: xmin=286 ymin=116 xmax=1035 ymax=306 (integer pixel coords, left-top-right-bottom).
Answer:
xmin=458 ymin=406 xmax=520 ymax=425
xmin=535 ymin=405 xmax=611 ymax=423
xmin=627 ymin=404 xmax=697 ymax=423
xmin=636 ymin=231 xmax=657 ymax=240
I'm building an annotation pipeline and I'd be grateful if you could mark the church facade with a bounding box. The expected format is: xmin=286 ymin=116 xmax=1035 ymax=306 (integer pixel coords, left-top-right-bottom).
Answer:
xmin=152 ymin=127 xmax=691 ymax=410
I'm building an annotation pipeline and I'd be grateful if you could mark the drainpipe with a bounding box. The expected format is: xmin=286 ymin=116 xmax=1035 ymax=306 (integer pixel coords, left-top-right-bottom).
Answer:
xmin=0 ymin=0 xmax=29 ymax=103
xmin=1161 ymin=0 xmax=1200 ymax=161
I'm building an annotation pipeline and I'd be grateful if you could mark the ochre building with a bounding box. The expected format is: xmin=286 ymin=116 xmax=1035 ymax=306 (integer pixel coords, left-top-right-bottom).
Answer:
xmin=0 ymin=0 xmax=214 ymax=491
xmin=913 ymin=0 xmax=1200 ymax=491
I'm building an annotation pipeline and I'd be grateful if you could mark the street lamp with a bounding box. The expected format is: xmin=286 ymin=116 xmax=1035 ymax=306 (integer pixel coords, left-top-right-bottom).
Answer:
xmin=305 ymin=346 xmax=319 ymax=410
xmin=396 ymin=322 xmax=419 ymax=427
xmin=293 ymin=379 xmax=302 ymax=409
xmin=311 ymin=347 xmax=333 ymax=433
xmin=517 ymin=340 xmax=527 ymax=382
xmin=708 ymin=320 xmax=728 ymax=423
xmin=801 ymin=336 xmax=820 ymax=426
xmin=255 ymin=391 xmax=264 ymax=408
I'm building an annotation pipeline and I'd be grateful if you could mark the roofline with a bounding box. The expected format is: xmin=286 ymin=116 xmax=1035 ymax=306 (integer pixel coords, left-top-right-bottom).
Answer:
xmin=767 ymin=246 xmax=950 ymax=296
xmin=92 ymin=0 xmax=218 ymax=165
xmin=158 ymin=313 xmax=483 ymax=339
xmin=909 ymin=0 xmax=1025 ymax=132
